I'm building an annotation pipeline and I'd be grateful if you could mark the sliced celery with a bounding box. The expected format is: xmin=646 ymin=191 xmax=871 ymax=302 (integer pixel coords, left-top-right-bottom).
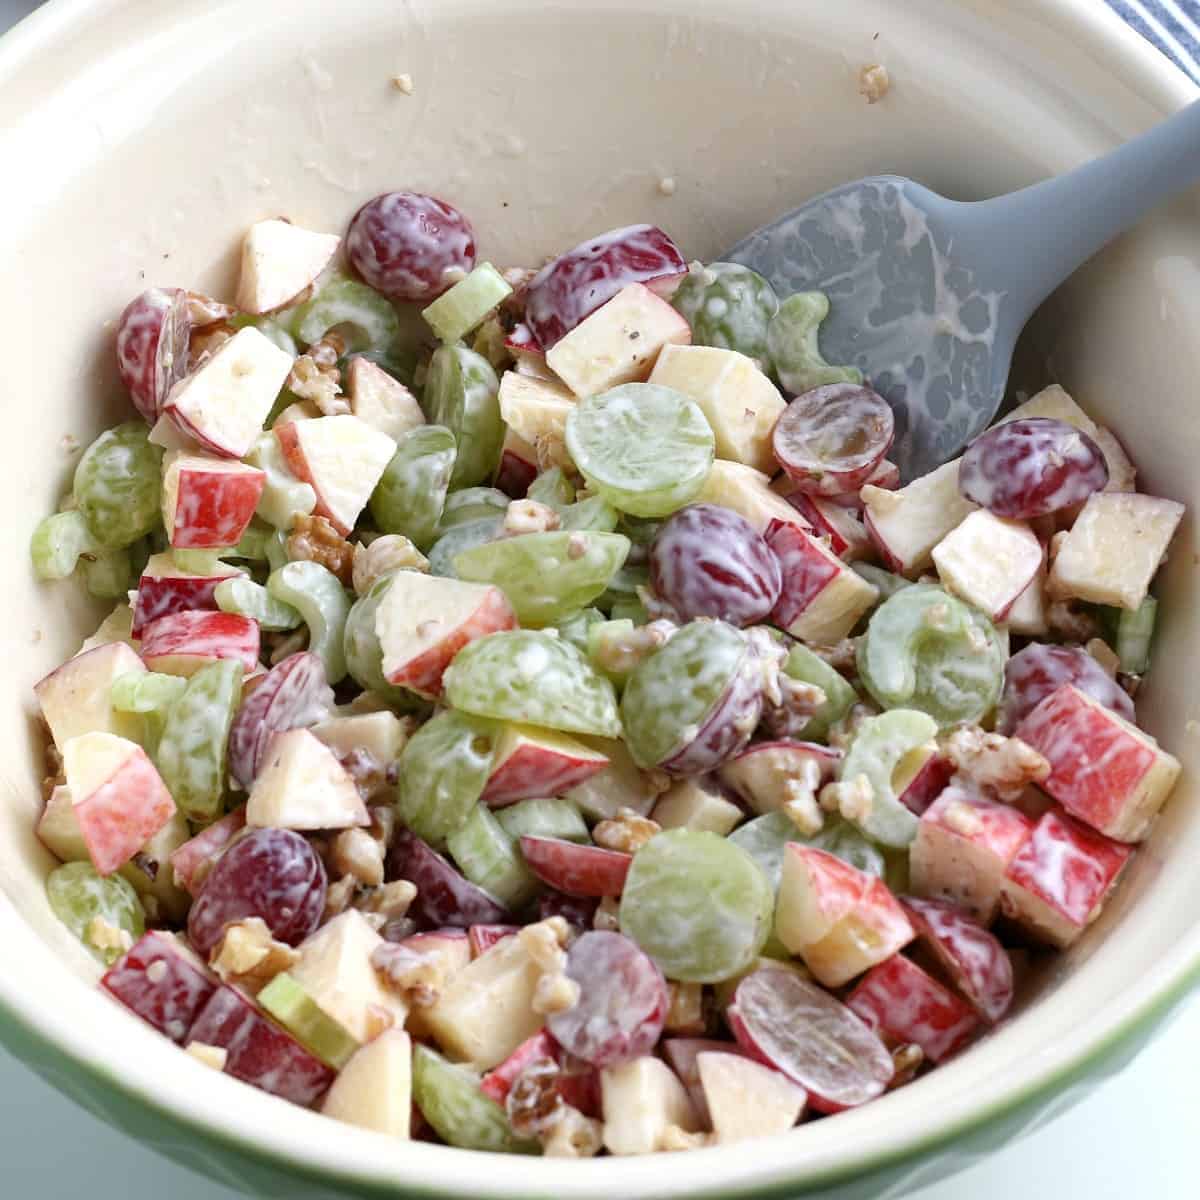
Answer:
xmin=421 ymin=264 xmax=512 ymax=344
xmin=1117 ymin=596 xmax=1157 ymax=675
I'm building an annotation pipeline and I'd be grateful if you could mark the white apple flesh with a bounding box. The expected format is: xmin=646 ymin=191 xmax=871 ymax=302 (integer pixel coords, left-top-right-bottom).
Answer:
xmin=235 ymin=219 xmax=340 ymax=315
xmin=247 ymin=728 xmax=369 ymax=831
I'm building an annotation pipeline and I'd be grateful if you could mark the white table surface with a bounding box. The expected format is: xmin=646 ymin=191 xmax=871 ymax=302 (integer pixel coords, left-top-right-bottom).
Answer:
xmin=0 ymin=0 xmax=1196 ymax=1195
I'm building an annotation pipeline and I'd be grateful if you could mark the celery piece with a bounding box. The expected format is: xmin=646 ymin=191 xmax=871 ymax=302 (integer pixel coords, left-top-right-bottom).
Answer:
xmin=31 ymin=510 xmax=97 ymax=580
xmin=421 ymin=263 xmax=513 ymax=345
xmin=1116 ymin=596 xmax=1157 ymax=675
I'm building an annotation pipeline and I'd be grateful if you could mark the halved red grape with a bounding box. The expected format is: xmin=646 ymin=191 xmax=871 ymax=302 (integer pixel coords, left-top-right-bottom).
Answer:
xmin=187 ymin=828 xmax=327 ymax=956
xmin=537 ymin=890 xmax=600 ymax=931
xmin=389 ymin=829 xmax=511 ymax=928
xmin=996 ymin=643 xmax=1134 ymax=735
xmin=115 ymin=288 xmax=191 ymax=423
xmin=959 ymin=418 xmax=1109 ymax=518
xmin=524 ymin=224 xmax=687 ymax=349
xmin=546 ymin=931 xmax=668 ymax=1066
xmin=649 ymin=504 xmax=782 ymax=626
xmin=772 ymin=383 xmax=894 ymax=496
xmin=346 ymin=192 xmax=476 ymax=302
xmin=519 ymin=836 xmax=632 ymax=898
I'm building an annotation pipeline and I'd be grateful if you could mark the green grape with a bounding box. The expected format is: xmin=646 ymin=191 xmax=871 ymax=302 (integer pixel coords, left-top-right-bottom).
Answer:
xmin=291 ymin=276 xmax=400 ymax=354
xmin=588 ymin=618 xmax=635 ymax=685
xmin=494 ymin=797 xmax=590 ymax=844
xmin=851 ymin=562 xmax=913 ymax=602
xmin=111 ymin=670 xmax=188 ymax=758
xmin=558 ymin=495 xmax=620 ymax=533
xmin=445 ymin=803 xmax=540 ymax=908
xmin=369 ymin=425 xmax=457 ymax=549
xmin=728 ymin=811 xmax=886 ymax=892
xmin=412 ymin=1045 xmax=538 ymax=1154
xmin=343 ymin=575 xmax=423 ymax=707
xmin=424 ymin=345 xmax=503 ymax=489
xmin=619 ymin=830 xmax=772 ymax=982
xmin=554 ymin=607 xmax=606 ymax=654
xmin=839 ymin=709 xmax=940 ymax=848
xmin=444 ymin=630 xmax=621 ymax=738
xmin=46 ymin=863 xmax=145 ymax=966
xmin=609 ymin=595 xmax=649 ymax=624
xmin=245 ymin=433 xmax=317 ymax=531
xmin=227 ymin=524 xmax=272 ymax=563
xmin=73 ymin=423 xmax=163 ymax=548
xmin=215 ymin=577 xmax=303 ymax=631
xmin=777 ymin=642 xmax=858 ymax=742
xmin=30 ymin=510 xmax=97 ymax=580
xmin=766 ymin=291 xmax=862 ymax=395
xmin=565 ymin=384 xmax=714 ymax=518
xmin=857 ymin=584 xmax=1006 ymax=728
xmin=396 ymin=711 xmax=499 ymax=850
xmin=454 ymin=531 xmax=630 ymax=627
xmin=670 ymin=262 xmax=779 ymax=366
xmin=526 ymin=468 xmax=575 ymax=509
xmin=156 ymin=659 xmax=244 ymax=821
xmin=267 ymin=561 xmax=351 ymax=685
xmin=427 ymin=517 xmax=503 ymax=579
xmin=439 ymin=487 xmax=510 ymax=531
xmin=82 ymin=545 xmax=135 ymax=599
xmin=617 ymin=513 xmax=663 ymax=548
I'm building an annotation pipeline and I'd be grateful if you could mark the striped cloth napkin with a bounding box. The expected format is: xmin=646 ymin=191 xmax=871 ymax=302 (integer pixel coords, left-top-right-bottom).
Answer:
xmin=1105 ymin=0 xmax=1200 ymax=82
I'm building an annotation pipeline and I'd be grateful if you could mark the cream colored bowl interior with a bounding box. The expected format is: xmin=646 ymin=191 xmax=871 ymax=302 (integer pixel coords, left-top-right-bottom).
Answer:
xmin=1 ymin=0 xmax=1198 ymax=1196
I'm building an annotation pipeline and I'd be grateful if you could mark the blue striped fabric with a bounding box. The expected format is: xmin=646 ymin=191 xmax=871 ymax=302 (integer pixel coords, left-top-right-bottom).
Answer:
xmin=1104 ymin=0 xmax=1200 ymax=82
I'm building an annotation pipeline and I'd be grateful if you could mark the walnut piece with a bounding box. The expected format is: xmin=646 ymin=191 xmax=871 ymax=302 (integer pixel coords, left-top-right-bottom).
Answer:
xmin=189 ymin=323 xmax=234 ymax=371
xmin=533 ymin=972 xmax=581 ymax=1016
xmin=372 ymin=941 xmax=450 ymax=1008
xmin=352 ymin=534 xmax=429 ymax=595
xmin=941 ymin=726 xmax=1051 ymax=802
xmin=324 ymin=875 xmax=357 ymax=920
xmin=356 ymin=879 xmax=417 ymax=922
xmin=331 ymin=827 xmax=385 ymax=887
xmin=518 ymin=917 xmax=570 ymax=972
xmin=42 ymin=737 xmax=65 ymax=804
xmin=287 ymin=513 xmax=355 ymax=586
xmin=858 ymin=63 xmax=891 ymax=103
xmin=288 ymin=334 xmax=347 ymax=415
xmin=1047 ymin=598 xmax=1099 ymax=644
xmin=819 ymin=774 xmax=875 ymax=825
xmin=185 ymin=1042 xmax=229 ymax=1071
xmin=827 ymin=702 xmax=877 ymax=751
xmin=86 ymin=916 xmax=133 ymax=957
xmin=591 ymin=620 xmax=674 ymax=679
xmin=503 ymin=499 xmax=561 ymax=537
xmin=593 ymin=807 xmax=662 ymax=854
xmin=761 ymin=674 xmax=827 ymax=740
xmin=186 ymin=292 xmax=236 ymax=327
xmin=664 ymin=981 xmax=706 ymax=1035
xmin=813 ymin=637 xmax=860 ymax=674
xmin=211 ymin=917 xmax=300 ymax=993
xmin=1085 ymin=637 xmax=1121 ymax=677
xmin=542 ymin=1105 xmax=604 ymax=1158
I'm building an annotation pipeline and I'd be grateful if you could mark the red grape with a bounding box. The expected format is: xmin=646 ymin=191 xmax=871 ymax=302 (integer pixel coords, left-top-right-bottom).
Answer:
xmin=345 ymin=192 xmax=476 ymax=302
xmin=537 ymin=890 xmax=600 ymax=930
xmin=772 ymin=383 xmax=894 ymax=496
xmin=996 ymin=643 xmax=1134 ymax=735
xmin=187 ymin=828 xmax=327 ymax=956
xmin=649 ymin=504 xmax=782 ymax=626
xmin=519 ymin=836 xmax=632 ymax=897
xmin=545 ymin=931 xmax=668 ymax=1066
xmin=388 ymin=829 xmax=511 ymax=928
xmin=115 ymin=288 xmax=191 ymax=423
xmin=524 ymin=224 xmax=686 ymax=349
xmin=959 ymin=418 xmax=1108 ymax=518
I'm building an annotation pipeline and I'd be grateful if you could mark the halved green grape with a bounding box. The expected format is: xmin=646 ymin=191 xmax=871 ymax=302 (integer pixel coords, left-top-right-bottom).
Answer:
xmin=343 ymin=575 xmax=423 ymax=708
xmin=444 ymin=630 xmax=622 ymax=738
xmin=839 ymin=708 xmax=939 ymax=848
xmin=267 ymin=561 xmax=351 ymax=685
xmin=565 ymin=384 xmax=715 ymax=518
xmin=30 ymin=510 xmax=97 ymax=580
xmin=670 ymin=262 xmax=779 ymax=366
xmin=440 ymin=487 xmax=510 ymax=531
xmin=246 ymin=433 xmax=317 ymax=531
xmin=369 ymin=425 xmax=457 ymax=549
xmin=445 ymin=803 xmax=540 ymax=909
xmin=851 ymin=562 xmax=913 ymax=602
xmin=73 ymin=423 xmax=163 ymax=548
xmin=454 ymin=531 xmax=630 ymax=627
xmin=82 ymin=545 xmax=135 ymax=600
xmin=729 ymin=811 xmax=886 ymax=892
xmin=421 ymin=263 xmax=513 ymax=345
xmin=215 ymin=577 xmax=303 ymax=631
xmin=619 ymin=829 xmax=772 ymax=982
xmin=396 ymin=711 xmax=499 ymax=850
xmin=156 ymin=658 xmax=244 ymax=822
xmin=559 ymin=495 xmax=621 ymax=533
xmin=526 ymin=468 xmax=575 ymax=509
xmin=495 ymin=797 xmax=590 ymax=844
xmin=766 ymin=291 xmax=863 ymax=396
xmin=427 ymin=517 xmax=503 ymax=579
xmin=46 ymin=863 xmax=145 ymax=966
xmin=111 ymin=670 xmax=188 ymax=757
xmin=857 ymin=584 xmax=1006 ymax=728
xmin=554 ymin=607 xmax=607 ymax=654
xmin=291 ymin=276 xmax=400 ymax=354
xmin=412 ymin=1045 xmax=538 ymax=1154
xmin=609 ymin=595 xmax=649 ymax=624
xmin=770 ymin=642 xmax=858 ymax=742
xmin=424 ymin=346 xmax=503 ymax=490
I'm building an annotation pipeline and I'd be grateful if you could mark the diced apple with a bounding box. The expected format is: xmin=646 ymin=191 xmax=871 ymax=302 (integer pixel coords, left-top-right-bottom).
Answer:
xmin=376 ymin=572 xmax=517 ymax=698
xmin=480 ymin=724 xmax=609 ymax=808
xmin=998 ymin=807 xmax=1132 ymax=949
xmin=247 ymin=728 xmax=369 ymax=831
xmin=931 ymin=511 xmax=1043 ymax=621
xmin=909 ymin=786 xmax=1033 ymax=923
xmin=1047 ymin=492 xmax=1183 ymax=611
xmin=519 ymin=836 xmax=632 ymax=897
xmin=775 ymin=846 xmax=913 ymax=987
xmin=163 ymin=326 xmax=293 ymax=459
xmin=1003 ymin=564 xmax=1049 ymax=636
xmin=695 ymin=460 xmax=810 ymax=534
xmin=662 ymin=1037 xmax=747 ymax=1125
xmin=862 ymin=459 xmax=978 ymax=576
xmin=345 ymin=355 xmax=425 ymax=442
xmin=161 ymin=451 xmax=265 ymax=549
xmin=310 ymin=710 xmax=409 ymax=800
xmin=235 ymin=218 xmax=340 ymax=314
xmin=894 ymin=746 xmax=952 ymax=817
xmin=601 ymin=1056 xmax=701 ymax=1155
xmin=131 ymin=552 xmax=242 ymax=637
xmin=504 ymin=324 xmax=550 ymax=375
xmin=497 ymin=371 xmax=576 ymax=467
xmin=399 ymin=929 xmax=475 ymax=1041
xmin=275 ymin=414 xmax=396 ymax=536
xmin=140 ymin=610 xmax=260 ymax=678
xmin=479 ymin=1028 xmax=558 ymax=1104
xmin=62 ymin=732 xmax=176 ymax=875
xmin=35 ymin=641 xmax=145 ymax=746
xmin=169 ymin=806 xmax=248 ymax=894
xmin=697 ymin=1051 xmax=806 ymax=1142
xmin=648 ymin=344 xmax=785 ymax=474
xmin=997 ymin=384 xmax=1097 ymax=435
xmin=845 ymin=954 xmax=979 ymax=1063
xmin=323 ymin=1029 xmax=413 ymax=1137
xmin=652 ymin=778 xmax=743 ymax=835
xmin=766 ymin=518 xmax=879 ymax=644
xmin=546 ymin=283 xmax=691 ymax=398
xmin=718 ymin=740 xmax=841 ymax=817
xmin=494 ymin=428 xmax=539 ymax=497
xmin=77 ymin=603 xmax=139 ymax=656
xmin=36 ymin=785 xmax=88 ymax=863
xmin=776 ymin=487 xmax=872 ymax=561
xmin=101 ymin=931 xmax=218 ymax=1042
xmin=565 ymin=736 xmax=660 ymax=820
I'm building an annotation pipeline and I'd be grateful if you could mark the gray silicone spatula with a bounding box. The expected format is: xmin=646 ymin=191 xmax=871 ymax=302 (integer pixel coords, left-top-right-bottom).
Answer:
xmin=724 ymin=97 xmax=1200 ymax=480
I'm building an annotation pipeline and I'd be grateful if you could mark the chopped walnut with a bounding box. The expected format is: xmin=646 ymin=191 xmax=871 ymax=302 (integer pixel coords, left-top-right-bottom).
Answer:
xmin=306 ymin=331 xmax=347 ymax=369
xmin=189 ymin=323 xmax=235 ymax=370
xmin=593 ymin=896 xmax=621 ymax=932
xmin=86 ymin=916 xmax=133 ymax=957
xmin=812 ymin=637 xmax=860 ymax=675
xmin=659 ymin=1125 xmax=714 ymax=1151
xmin=819 ymin=774 xmax=875 ymax=825
xmin=858 ymin=63 xmax=891 ymax=103
xmin=372 ymin=941 xmax=450 ymax=1007
xmin=267 ymin=627 xmax=309 ymax=665
xmin=783 ymin=787 xmax=825 ymax=836
xmin=185 ymin=1042 xmax=229 ymax=1071
xmin=186 ymin=292 xmax=235 ymax=327
xmin=324 ymin=874 xmax=357 ymax=920
xmin=506 ymin=1058 xmax=564 ymax=1138
xmin=1085 ymin=637 xmax=1120 ymax=677
xmin=289 ymin=336 xmax=347 ymax=415
xmin=518 ymin=917 xmax=570 ymax=972
xmin=336 ymin=746 xmax=390 ymax=802
xmin=533 ymin=971 xmax=581 ymax=1016
xmin=593 ymin=807 xmax=661 ymax=854
xmin=287 ymin=513 xmax=355 ymax=586
xmin=503 ymin=499 xmax=561 ymax=537
xmin=368 ymin=804 xmax=398 ymax=849
xmin=211 ymin=917 xmax=300 ymax=993
xmin=391 ymin=72 xmax=414 ymax=94
xmin=331 ymin=827 xmax=385 ymax=887
xmin=542 ymin=1105 xmax=604 ymax=1158
xmin=941 ymin=727 xmax=1051 ymax=802
xmin=352 ymin=534 xmax=429 ymax=594
xmin=356 ymin=879 xmax=417 ymax=923
xmin=762 ymin=674 xmax=827 ymax=740
xmin=664 ymin=981 xmax=706 ymax=1035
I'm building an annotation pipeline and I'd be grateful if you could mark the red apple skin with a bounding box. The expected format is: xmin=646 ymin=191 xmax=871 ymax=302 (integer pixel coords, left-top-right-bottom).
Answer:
xmin=764 ymin=518 xmax=841 ymax=628
xmin=898 ymin=752 xmax=953 ymax=817
xmin=519 ymin=836 xmax=632 ymax=898
xmin=115 ymin=288 xmax=191 ymax=423
xmin=76 ymin=748 xmax=176 ymax=875
xmin=168 ymin=462 xmax=265 ymax=549
xmin=132 ymin=573 xmax=228 ymax=638
xmin=479 ymin=1029 xmax=559 ymax=1104
xmin=187 ymin=983 xmax=335 ymax=1106
xmin=168 ymin=806 xmax=248 ymax=895
xmin=494 ymin=442 xmax=538 ymax=499
xmin=480 ymin=739 xmax=608 ymax=808
xmin=140 ymin=611 xmax=261 ymax=676
xmin=468 ymin=924 xmax=521 ymax=957
xmin=273 ymin=421 xmax=343 ymax=531
xmin=782 ymin=492 xmax=870 ymax=560
xmin=102 ymin=932 xmax=218 ymax=1043
xmin=663 ymin=1037 xmax=749 ymax=1125
xmin=863 ymin=508 xmax=905 ymax=573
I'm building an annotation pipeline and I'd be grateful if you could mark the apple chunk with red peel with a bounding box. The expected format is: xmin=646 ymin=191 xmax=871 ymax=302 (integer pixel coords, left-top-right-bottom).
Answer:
xmin=479 ymin=1028 xmax=559 ymax=1104
xmin=389 ymin=830 xmax=512 ymax=929
xmin=169 ymin=806 xmax=248 ymax=895
xmin=766 ymin=518 xmax=879 ymax=645
xmin=696 ymin=460 xmax=811 ymax=535
xmin=276 ymin=415 xmax=396 ymax=536
xmin=235 ymin=218 xmax=340 ymax=315
xmin=132 ymin=552 xmax=241 ymax=637
xmin=894 ymin=746 xmax=952 ymax=817
xmin=140 ymin=610 xmax=260 ymax=678
xmin=62 ymin=732 xmax=176 ymax=875
xmin=398 ymin=928 xmax=473 ymax=1041
xmin=662 ymin=1037 xmax=749 ymax=1125
xmin=909 ymin=786 xmax=1033 ymax=923
xmin=846 ymin=953 xmax=980 ymax=1064
xmin=600 ymin=1056 xmax=701 ymax=1155
xmin=718 ymin=740 xmax=841 ymax=817
xmin=697 ymin=1051 xmax=807 ymax=1142
xmin=931 ymin=510 xmax=1043 ymax=621
xmin=497 ymin=371 xmax=575 ymax=464
xmin=778 ymin=488 xmax=872 ymax=561
xmin=480 ymin=724 xmax=609 ymax=807
xmin=115 ymin=288 xmax=191 ymax=423
xmin=900 ymin=896 xmax=1013 ymax=1023
xmin=35 ymin=641 xmax=145 ymax=746
xmin=376 ymin=572 xmax=517 ymax=699
xmin=519 ymin=836 xmax=632 ymax=897
xmin=161 ymin=451 xmax=265 ymax=549
xmin=345 ymin=356 xmax=424 ymax=442
xmin=247 ymin=728 xmax=368 ymax=831
xmin=102 ymin=932 xmax=218 ymax=1043
xmin=775 ymin=846 xmax=914 ymax=987
xmin=998 ymin=808 xmax=1132 ymax=949
xmin=494 ymin=429 xmax=538 ymax=497
xmin=1016 ymin=683 xmax=1180 ymax=842
xmin=468 ymin=924 xmax=520 ymax=957
xmin=163 ymin=326 xmax=293 ymax=459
